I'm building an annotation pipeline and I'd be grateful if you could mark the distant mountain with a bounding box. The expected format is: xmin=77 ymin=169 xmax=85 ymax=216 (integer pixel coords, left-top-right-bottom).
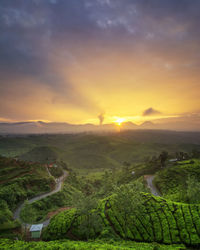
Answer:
xmin=139 ymin=121 xmax=156 ymax=129
xmin=0 ymin=115 xmax=200 ymax=134
xmin=121 ymin=122 xmax=138 ymax=130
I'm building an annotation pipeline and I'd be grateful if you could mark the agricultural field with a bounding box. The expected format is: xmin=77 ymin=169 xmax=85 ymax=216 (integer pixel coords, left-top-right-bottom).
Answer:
xmin=0 ymin=132 xmax=200 ymax=249
xmin=1 ymin=131 xmax=200 ymax=174
xmin=43 ymin=192 xmax=200 ymax=247
xmin=154 ymin=159 xmax=200 ymax=202
xmin=0 ymin=239 xmax=185 ymax=250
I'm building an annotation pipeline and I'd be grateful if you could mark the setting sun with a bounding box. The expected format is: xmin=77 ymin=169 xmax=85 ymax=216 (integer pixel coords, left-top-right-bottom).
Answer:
xmin=114 ymin=118 xmax=125 ymax=126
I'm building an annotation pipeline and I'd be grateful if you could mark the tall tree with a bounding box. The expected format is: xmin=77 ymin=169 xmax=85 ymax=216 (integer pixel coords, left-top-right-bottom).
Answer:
xmin=186 ymin=176 xmax=200 ymax=203
xmin=159 ymin=151 xmax=169 ymax=168
xmin=113 ymin=181 xmax=147 ymax=238
xmin=72 ymin=192 xmax=103 ymax=239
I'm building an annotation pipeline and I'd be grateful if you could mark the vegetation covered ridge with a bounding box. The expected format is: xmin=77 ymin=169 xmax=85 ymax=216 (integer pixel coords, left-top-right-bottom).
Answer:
xmin=0 ymin=155 xmax=55 ymax=234
xmin=43 ymin=191 xmax=200 ymax=246
xmin=154 ymin=159 xmax=200 ymax=203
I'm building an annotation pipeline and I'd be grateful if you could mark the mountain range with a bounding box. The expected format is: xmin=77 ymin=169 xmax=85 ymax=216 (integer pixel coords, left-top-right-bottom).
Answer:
xmin=0 ymin=115 xmax=200 ymax=134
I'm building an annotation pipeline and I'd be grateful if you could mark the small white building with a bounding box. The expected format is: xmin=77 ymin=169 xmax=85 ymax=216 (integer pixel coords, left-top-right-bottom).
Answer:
xmin=30 ymin=224 xmax=43 ymax=239
xmin=169 ymin=158 xmax=178 ymax=163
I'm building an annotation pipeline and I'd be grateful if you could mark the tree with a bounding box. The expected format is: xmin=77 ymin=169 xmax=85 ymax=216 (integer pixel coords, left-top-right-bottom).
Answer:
xmin=159 ymin=151 xmax=168 ymax=168
xmin=100 ymin=170 xmax=116 ymax=196
xmin=186 ymin=175 xmax=200 ymax=203
xmin=113 ymin=181 xmax=147 ymax=238
xmin=191 ymin=149 xmax=200 ymax=159
xmin=20 ymin=201 xmax=37 ymax=239
xmin=72 ymin=192 xmax=103 ymax=239
xmin=176 ymin=151 xmax=189 ymax=161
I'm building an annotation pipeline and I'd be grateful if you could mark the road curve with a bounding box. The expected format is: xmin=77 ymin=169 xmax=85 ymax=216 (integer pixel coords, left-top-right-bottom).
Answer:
xmin=13 ymin=170 xmax=68 ymax=226
xmin=145 ymin=175 xmax=161 ymax=196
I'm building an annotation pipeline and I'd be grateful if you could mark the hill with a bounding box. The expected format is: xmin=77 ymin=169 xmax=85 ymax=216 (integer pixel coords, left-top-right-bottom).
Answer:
xmin=154 ymin=159 xmax=200 ymax=203
xmin=0 ymin=156 xmax=54 ymax=234
xmin=0 ymin=131 xmax=200 ymax=173
xmin=43 ymin=193 xmax=200 ymax=246
xmin=19 ymin=146 xmax=59 ymax=163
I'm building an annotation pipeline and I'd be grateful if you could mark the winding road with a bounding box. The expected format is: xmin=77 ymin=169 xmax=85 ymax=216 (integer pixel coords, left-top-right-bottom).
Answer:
xmin=13 ymin=170 xmax=68 ymax=227
xmin=13 ymin=170 xmax=159 ymax=228
xmin=145 ymin=175 xmax=161 ymax=196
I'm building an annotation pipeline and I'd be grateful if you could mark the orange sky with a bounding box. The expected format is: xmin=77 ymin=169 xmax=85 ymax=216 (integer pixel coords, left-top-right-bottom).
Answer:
xmin=0 ymin=0 xmax=200 ymax=126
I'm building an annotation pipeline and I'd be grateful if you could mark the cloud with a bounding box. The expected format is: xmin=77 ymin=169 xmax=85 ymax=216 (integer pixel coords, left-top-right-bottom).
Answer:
xmin=143 ymin=108 xmax=161 ymax=116
xmin=0 ymin=0 xmax=200 ymax=123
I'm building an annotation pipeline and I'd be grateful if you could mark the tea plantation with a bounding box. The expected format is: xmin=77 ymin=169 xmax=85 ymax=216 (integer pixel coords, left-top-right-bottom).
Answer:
xmin=154 ymin=159 xmax=200 ymax=202
xmin=0 ymin=239 xmax=186 ymax=249
xmin=43 ymin=193 xmax=200 ymax=247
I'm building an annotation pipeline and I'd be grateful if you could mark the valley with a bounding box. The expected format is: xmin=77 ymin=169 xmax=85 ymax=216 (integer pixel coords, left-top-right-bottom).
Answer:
xmin=0 ymin=131 xmax=200 ymax=249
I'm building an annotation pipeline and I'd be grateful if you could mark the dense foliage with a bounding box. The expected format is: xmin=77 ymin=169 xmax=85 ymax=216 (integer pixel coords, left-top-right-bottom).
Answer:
xmin=154 ymin=159 xmax=200 ymax=202
xmin=43 ymin=191 xmax=200 ymax=246
xmin=1 ymin=132 xmax=200 ymax=172
xmin=0 ymin=156 xmax=54 ymax=233
xmin=0 ymin=239 xmax=185 ymax=249
xmin=48 ymin=165 xmax=63 ymax=178
xmin=1 ymin=132 xmax=200 ymax=248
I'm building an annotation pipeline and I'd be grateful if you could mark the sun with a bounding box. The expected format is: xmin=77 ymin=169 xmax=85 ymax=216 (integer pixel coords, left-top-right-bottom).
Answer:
xmin=114 ymin=117 xmax=125 ymax=126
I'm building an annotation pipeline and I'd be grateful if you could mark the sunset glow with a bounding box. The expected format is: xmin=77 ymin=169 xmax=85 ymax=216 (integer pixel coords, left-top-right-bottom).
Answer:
xmin=0 ymin=0 xmax=200 ymax=130
xmin=114 ymin=118 xmax=126 ymax=126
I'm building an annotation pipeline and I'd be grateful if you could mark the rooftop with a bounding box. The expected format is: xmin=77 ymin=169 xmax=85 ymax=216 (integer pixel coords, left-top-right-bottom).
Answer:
xmin=30 ymin=224 xmax=43 ymax=232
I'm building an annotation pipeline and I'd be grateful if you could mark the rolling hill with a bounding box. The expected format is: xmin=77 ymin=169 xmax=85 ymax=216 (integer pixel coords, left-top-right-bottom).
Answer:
xmin=0 ymin=131 xmax=200 ymax=173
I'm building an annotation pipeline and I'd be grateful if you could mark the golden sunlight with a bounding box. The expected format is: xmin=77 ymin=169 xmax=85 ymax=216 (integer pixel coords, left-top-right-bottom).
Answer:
xmin=114 ymin=117 xmax=125 ymax=126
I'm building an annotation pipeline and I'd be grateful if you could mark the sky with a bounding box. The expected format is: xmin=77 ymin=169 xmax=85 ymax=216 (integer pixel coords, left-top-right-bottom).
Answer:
xmin=0 ymin=0 xmax=200 ymax=125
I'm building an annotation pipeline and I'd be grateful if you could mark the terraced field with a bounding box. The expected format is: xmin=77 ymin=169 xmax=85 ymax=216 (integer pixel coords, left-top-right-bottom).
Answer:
xmin=44 ymin=193 xmax=200 ymax=247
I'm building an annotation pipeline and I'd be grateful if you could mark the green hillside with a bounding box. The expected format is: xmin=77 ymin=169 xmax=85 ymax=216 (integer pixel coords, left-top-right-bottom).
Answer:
xmin=0 ymin=132 xmax=200 ymax=248
xmin=19 ymin=146 xmax=59 ymax=163
xmin=43 ymin=192 xmax=200 ymax=246
xmin=1 ymin=132 xmax=200 ymax=173
xmin=0 ymin=156 xmax=54 ymax=234
xmin=0 ymin=239 xmax=185 ymax=250
xmin=19 ymin=173 xmax=82 ymax=224
xmin=154 ymin=159 xmax=200 ymax=202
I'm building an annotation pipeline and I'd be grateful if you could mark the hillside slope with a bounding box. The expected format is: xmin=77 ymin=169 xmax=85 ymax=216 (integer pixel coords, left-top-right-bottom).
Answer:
xmin=19 ymin=146 xmax=59 ymax=163
xmin=154 ymin=159 xmax=200 ymax=202
xmin=0 ymin=156 xmax=54 ymax=232
xmin=1 ymin=132 xmax=200 ymax=172
xmin=43 ymin=193 xmax=200 ymax=246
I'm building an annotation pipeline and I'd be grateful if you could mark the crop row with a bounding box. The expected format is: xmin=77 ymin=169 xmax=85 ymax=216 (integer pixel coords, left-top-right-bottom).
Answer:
xmin=43 ymin=193 xmax=200 ymax=246
xmin=105 ymin=193 xmax=200 ymax=246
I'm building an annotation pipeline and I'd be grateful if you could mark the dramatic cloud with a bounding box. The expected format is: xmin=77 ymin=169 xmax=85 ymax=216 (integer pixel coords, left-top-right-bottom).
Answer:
xmin=143 ymin=108 xmax=161 ymax=116
xmin=0 ymin=0 xmax=200 ymax=125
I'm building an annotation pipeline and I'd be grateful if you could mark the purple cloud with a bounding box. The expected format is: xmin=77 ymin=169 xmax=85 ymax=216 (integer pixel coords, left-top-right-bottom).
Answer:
xmin=143 ymin=108 xmax=161 ymax=116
